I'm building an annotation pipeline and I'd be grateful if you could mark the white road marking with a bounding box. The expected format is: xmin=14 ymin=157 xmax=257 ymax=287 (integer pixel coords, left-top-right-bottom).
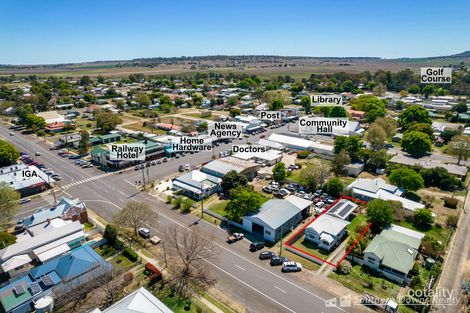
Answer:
xmin=235 ymin=264 xmax=246 ymax=271
xmin=274 ymin=286 xmax=287 ymax=293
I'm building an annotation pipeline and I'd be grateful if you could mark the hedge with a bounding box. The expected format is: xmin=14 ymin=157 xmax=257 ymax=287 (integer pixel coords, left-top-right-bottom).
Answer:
xmin=123 ymin=247 xmax=138 ymax=262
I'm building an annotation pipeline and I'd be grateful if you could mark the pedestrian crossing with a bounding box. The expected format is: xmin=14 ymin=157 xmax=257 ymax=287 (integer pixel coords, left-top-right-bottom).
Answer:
xmin=61 ymin=173 xmax=114 ymax=190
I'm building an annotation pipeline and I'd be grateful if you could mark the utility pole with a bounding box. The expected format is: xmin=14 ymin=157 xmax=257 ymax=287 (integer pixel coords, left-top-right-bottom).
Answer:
xmin=201 ymin=196 xmax=204 ymax=219
xmin=162 ymin=242 xmax=168 ymax=270
xmin=141 ymin=166 xmax=146 ymax=190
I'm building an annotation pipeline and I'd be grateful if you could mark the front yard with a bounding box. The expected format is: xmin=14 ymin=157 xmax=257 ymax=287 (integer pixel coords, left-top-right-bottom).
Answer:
xmin=291 ymin=235 xmax=332 ymax=260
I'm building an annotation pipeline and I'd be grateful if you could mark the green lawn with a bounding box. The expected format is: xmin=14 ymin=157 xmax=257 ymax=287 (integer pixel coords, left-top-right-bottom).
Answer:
xmin=109 ymin=253 xmax=136 ymax=271
xmin=94 ymin=244 xmax=116 ymax=258
xmin=398 ymin=221 xmax=448 ymax=243
xmin=281 ymin=246 xmax=320 ymax=271
xmin=208 ymin=201 xmax=229 ymax=217
xmin=347 ymin=214 xmax=368 ymax=234
xmin=291 ymin=235 xmax=331 ymax=259
xmin=328 ymin=264 xmax=401 ymax=300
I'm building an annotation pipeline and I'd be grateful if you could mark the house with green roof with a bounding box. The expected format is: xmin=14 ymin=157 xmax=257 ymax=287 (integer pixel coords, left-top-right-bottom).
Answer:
xmin=363 ymin=224 xmax=424 ymax=284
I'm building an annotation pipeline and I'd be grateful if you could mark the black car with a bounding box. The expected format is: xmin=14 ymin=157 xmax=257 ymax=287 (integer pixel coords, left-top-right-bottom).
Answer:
xmin=178 ymin=165 xmax=185 ymax=172
xmin=270 ymin=256 xmax=289 ymax=266
xmin=258 ymin=251 xmax=275 ymax=260
xmin=250 ymin=242 xmax=264 ymax=252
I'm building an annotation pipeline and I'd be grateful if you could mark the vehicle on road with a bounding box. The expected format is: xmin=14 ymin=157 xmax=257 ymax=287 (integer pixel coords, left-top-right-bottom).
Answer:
xmin=270 ymin=256 xmax=288 ymax=266
xmin=250 ymin=242 xmax=265 ymax=252
xmin=162 ymin=158 xmax=168 ymax=162
xmin=19 ymin=198 xmax=31 ymax=204
xmin=282 ymin=261 xmax=302 ymax=272
xmin=227 ymin=233 xmax=244 ymax=243
xmin=51 ymin=174 xmax=62 ymax=181
xmin=35 ymin=152 xmax=41 ymax=156
xmin=138 ymin=227 xmax=150 ymax=238
xmin=9 ymin=132 xmax=14 ymax=136
xmin=185 ymin=163 xmax=190 ymax=170
xmin=259 ymin=251 xmax=275 ymax=260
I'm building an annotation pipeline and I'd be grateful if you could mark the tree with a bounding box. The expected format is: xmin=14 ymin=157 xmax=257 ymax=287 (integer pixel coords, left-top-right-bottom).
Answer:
xmin=408 ymin=85 xmax=420 ymax=94
xmin=0 ymin=182 xmax=20 ymax=228
xmin=337 ymin=260 xmax=352 ymax=275
xmin=298 ymin=160 xmax=330 ymax=191
xmin=135 ymin=93 xmax=151 ymax=107
xmin=398 ymin=105 xmax=432 ymax=130
xmin=389 ymin=167 xmax=424 ymax=192
xmin=24 ymin=114 xmax=46 ymax=131
xmin=96 ymin=112 xmax=123 ymax=133
xmin=331 ymin=149 xmax=350 ymax=175
xmin=272 ymin=162 xmax=287 ymax=182
xmin=453 ymin=101 xmax=468 ymax=117
xmin=269 ymin=98 xmax=285 ymax=110
xmin=226 ymin=96 xmax=238 ymax=107
xmin=113 ymin=201 xmax=159 ymax=238
xmin=372 ymin=83 xmax=387 ymax=96
xmin=229 ymin=107 xmax=241 ymax=117
xmin=367 ymin=149 xmax=389 ymax=171
xmin=365 ymin=124 xmax=387 ymax=150
xmin=413 ymin=208 xmax=434 ymax=227
xmin=300 ymin=96 xmax=312 ymax=114
xmin=405 ymin=122 xmax=434 ymax=141
xmin=366 ymin=199 xmax=393 ymax=232
xmin=324 ymin=178 xmax=344 ymax=197
xmin=0 ymin=140 xmax=19 ymax=167
xmin=197 ymin=121 xmax=208 ymax=132
xmin=224 ymin=186 xmax=266 ymax=221
xmin=164 ymin=226 xmax=217 ymax=298
xmin=401 ymin=131 xmax=432 ymax=158
xmin=221 ymin=170 xmax=248 ymax=194
xmin=334 ymin=135 xmax=362 ymax=161
xmin=329 ymin=106 xmax=347 ymax=117
xmin=422 ymin=85 xmax=435 ymax=97
xmin=350 ymin=95 xmax=387 ymax=112
xmin=0 ymin=232 xmax=16 ymax=249
xmin=365 ymin=107 xmax=387 ymax=123
xmin=447 ymin=135 xmax=470 ymax=164
xmin=78 ymin=130 xmax=90 ymax=155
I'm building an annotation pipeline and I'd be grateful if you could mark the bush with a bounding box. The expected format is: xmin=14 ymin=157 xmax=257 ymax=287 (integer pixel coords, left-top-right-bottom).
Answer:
xmin=337 ymin=260 xmax=352 ymax=275
xmin=123 ymin=247 xmax=138 ymax=262
xmin=172 ymin=196 xmax=183 ymax=209
xmin=180 ymin=198 xmax=194 ymax=213
xmin=446 ymin=215 xmax=459 ymax=229
xmin=297 ymin=150 xmax=310 ymax=159
xmin=413 ymin=208 xmax=434 ymax=227
xmin=443 ymin=197 xmax=459 ymax=209
xmin=324 ymin=178 xmax=344 ymax=197
xmin=409 ymin=276 xmax=423 ymax=289
xmin=0 ymin=232 xmax=16 ymax=249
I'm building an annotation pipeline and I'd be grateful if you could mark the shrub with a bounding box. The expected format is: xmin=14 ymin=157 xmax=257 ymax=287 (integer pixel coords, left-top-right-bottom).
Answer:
xmin=446 ymin=215 xmax=459 ymax=229
xmin=337 ymin=260 xmax=352 ymax=275
xmin=443 ymin=197 xmax=459 ymax=209
xmin=297 ymin=150 xmax=310 ymax=159
xmin=172 ymin=196 xmax=183 ymax=209
xmin=0 ymin=232 xmax=16 ymax=249
xmin=413 ymin=208 xmax=434 ymax=227
xmin=180 ymin=198 xmax=194 ymax=213
xmin=123 ymin=247 xmax=138 ymax=262
xmin=409 ymin=276 xmax=423 ymax=289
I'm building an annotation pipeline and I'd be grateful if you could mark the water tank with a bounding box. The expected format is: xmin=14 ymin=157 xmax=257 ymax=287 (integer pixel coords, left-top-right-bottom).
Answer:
xmin=34 ymin=296 xmax=54 ymax=313
xmin=425 ymin=257 xmax=436 ymax=270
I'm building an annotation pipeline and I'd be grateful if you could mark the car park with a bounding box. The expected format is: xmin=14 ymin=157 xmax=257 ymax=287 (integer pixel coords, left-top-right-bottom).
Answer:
xmin=270 ymin=256 xmax=289 ymax=266
xmin=282 ymin=261 xmax=302 ymax=272
xmin=249 ymin=242 xmax=264 ymax=252
xmin=259 ymin=251 xmax=275 ymax=260
xmin=138 ymin=227 xmax=150 ymax=238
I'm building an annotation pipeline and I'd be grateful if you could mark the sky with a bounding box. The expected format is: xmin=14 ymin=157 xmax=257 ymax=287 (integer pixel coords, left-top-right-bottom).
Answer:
xmin=1 ymin=0 xmax=469 ymax=65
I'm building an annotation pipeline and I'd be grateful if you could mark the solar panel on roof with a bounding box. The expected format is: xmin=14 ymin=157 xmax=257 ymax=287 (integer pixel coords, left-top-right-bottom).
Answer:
xmin=28 ymin=282 xmax=42 ymax=294
xmin=339 ymin=204 xmax=353 ymax=217
xmin=13 ymin=284 xmax=25 ymax=295
xmin=41 ymin=274 xmax=55 ymax=287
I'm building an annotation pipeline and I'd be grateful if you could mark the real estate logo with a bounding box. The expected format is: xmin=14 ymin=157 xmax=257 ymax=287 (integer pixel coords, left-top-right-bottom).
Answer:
xmin=311 ymin=94 xmax=343 ymax=106
xmin=208 ymin=122 xmax=243 ymax=139
xmin=299 ymin=117 xmax=349 ymax=135
xmin=109 ymin=143 xmax=146 ymax=161
xmin=421 ymin=67 xmax=452 ymax=84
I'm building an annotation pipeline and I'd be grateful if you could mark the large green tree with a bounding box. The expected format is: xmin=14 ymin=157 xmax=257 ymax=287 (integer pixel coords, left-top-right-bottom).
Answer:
xmin=401 ymin=131 xmax=432 ymax=158
xmin=447 ymin=135 xmax=470 ymax=164
xmin=224 ymin=186 xmax=266 ymax=221
xmin=0 ymin=182 xmax=20 ymax=228
xmin=24 ymin=114 xmax=46 ymax=131
xmin=334 ymin=135 xmax=362 ymax=161
xmin=366 ymin=199 xmax=393 ymax=232
xmin=398 ymin=105 xmax=432 ymax=130
xmin=389 ymin=167 xmax=424 ymax=192
xmin=96 ymin=112 xmax=123 ymax=133
xmin=272 ymin=162 xmax=287 ymax=182
xmin=300 ymin=96 xmax=312 ymax=114
xmin=324 ymin=178 xmax=344 ymax=197
xmin=221 ymin=171 xmax=248 ymax=194
xmin=364 ymin=123 xmax=387 ymax=150
xmin=78 ymin=130 xmax=90 ymax=155
xmin=0 ymin=140 xmax=19 ymax=167
xmin=404 ymin=122 xmax=434 ymax=141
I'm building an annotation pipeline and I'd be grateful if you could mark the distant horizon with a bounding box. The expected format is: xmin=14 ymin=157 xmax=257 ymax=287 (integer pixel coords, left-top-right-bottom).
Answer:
xmin=1 ymin=0 xmax=469 ymax=65
xmin=1 ymin=50 xmax=469 ymax=67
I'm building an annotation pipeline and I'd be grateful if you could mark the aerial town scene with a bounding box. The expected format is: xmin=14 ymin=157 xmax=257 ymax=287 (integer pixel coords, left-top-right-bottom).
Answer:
xmin=0 ymin=1 xmax=469 ymax=312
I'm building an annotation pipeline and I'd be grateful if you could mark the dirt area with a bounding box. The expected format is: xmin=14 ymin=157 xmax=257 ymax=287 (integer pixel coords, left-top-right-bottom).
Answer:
xmin=418 ymin=188 xmax=462 ymax=224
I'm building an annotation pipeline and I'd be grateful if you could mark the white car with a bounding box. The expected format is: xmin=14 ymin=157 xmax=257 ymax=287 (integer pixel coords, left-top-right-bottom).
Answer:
xmin=138 ymin=227 xmax=150 ymax=238
xmin=282 ymin=261 xmax=302 ymax=272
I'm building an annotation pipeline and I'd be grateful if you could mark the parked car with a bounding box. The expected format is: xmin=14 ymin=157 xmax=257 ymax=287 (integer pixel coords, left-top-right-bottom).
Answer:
xmin=51 ymin=174 xmax=62 ymax=181
xmin=134 ymin=165 xmax=139 ymax=170
xmin=258 ymin=251 xmax=275 ymax=260
xmin=249 ymin=242 xmax=264 ymax=252
xmin=82 ymin=163 xmax=93 ymax=168
xmin=162 ymin=158 xmax=168 ymax=162
xmin=9 ymin=132 xmax=14 ymax=136
xmin=282 ymin=261 xmax=302 ymax=272
xmin=270 ymin=256 xmax=289 ymax=266
xmin=150 ymin=236 xmax=161 ymax=245
xmin=68 ymin=155 xmax=81 ymax=159
xmin=19 ymin=198 xmax=31 ymax=204
xmin=185 ymin=164 xmax=190 ymax=170
xmin=150 ymin=160 xmax=157 ymax=166
xmin=178 ymin=165 xmax=185 ymax=172
xmin=156 ymin=159 xmax=162 ymax=164
xmin=227 ymin=233 xmax=244 ymax=243
xmin=262 ymin=185 xmax=273 ymax=193
xmin=138 ymin=227 xmax=150 ymax=238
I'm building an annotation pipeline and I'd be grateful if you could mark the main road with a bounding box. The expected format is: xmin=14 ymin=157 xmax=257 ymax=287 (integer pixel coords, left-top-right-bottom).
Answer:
xmin=1 ymin=123 xmax=370 ymax=313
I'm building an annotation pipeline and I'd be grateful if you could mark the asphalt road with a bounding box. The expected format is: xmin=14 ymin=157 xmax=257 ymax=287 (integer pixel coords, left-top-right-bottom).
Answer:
xmin=1 ymin=123 xmax=370 ymax=313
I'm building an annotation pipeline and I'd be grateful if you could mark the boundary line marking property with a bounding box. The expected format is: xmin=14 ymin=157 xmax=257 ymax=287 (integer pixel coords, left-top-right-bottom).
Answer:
xmin=284 ymin=195 xmax=371 ymax=268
